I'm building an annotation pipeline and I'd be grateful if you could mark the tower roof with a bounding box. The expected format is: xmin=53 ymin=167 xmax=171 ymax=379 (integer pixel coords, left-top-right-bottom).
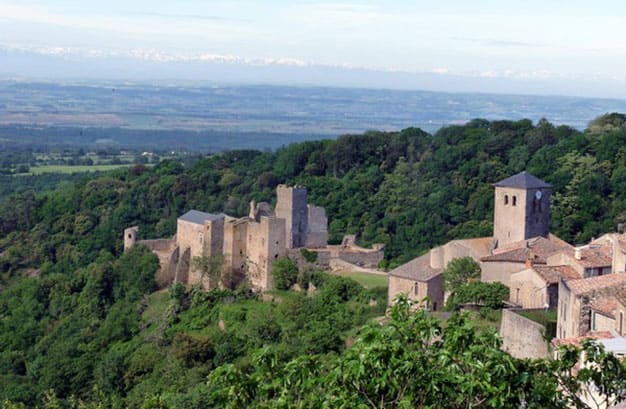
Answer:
xmin=494 ymin=171 xmax=551 ymax=189
xmin=178 ymin=210 xmax=225 ymax=225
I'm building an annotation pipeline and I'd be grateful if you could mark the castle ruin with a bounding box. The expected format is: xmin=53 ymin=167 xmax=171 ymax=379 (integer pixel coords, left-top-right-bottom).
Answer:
xmin=123 ymin=185 xmax=374 ymax=292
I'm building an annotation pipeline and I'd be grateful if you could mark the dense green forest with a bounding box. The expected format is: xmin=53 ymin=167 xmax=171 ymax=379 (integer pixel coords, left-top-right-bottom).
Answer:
xmin=2 ymin=113 xmax=626 ymax=407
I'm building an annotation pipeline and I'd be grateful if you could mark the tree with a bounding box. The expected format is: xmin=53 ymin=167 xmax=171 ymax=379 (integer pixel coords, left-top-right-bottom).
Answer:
xmin=192 ymin=254 xmax=226 ymax=290
xmin=447 ymin=281 xmax=509 ymax=310
xmin=443 ymin=256 xmax=481 ymax=292
xmin=271 ymin=257 xmax=299 ymax=290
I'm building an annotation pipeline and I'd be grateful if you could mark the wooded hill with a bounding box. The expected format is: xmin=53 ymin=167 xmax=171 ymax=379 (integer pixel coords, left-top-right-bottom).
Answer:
xmin=1 ymin=113 xmax=626 ymax=407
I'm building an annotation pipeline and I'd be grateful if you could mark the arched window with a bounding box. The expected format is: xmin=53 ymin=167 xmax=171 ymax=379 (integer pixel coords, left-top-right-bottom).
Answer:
xmin=512 ymin=196 xmax=517 ymax=206
xmin=504 ymin=195 xmax=509 ymax=205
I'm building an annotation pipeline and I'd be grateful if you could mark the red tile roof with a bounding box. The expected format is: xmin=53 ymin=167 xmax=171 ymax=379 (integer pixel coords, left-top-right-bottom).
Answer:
xmin=481 ymin=236 xmax=571 ymax=263
xmin=533 ymin=265 xmax=581 ymax=284
xmin=564 ymin=245 xmax=612 ymax=268
xmin=389 ymin=253 xmax=442 ymax=282
xmin=565 ymin=273 xmax=626 ymax=295
xmin=552 ymin=331 xmax=615 ymax=348
xmin=591 ymin=297 xmax=620 ymax=318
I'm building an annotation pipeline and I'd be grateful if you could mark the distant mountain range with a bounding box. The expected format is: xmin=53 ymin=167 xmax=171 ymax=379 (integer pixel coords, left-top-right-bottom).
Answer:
xmin=2 ymin=46 xmax=626 ymax=100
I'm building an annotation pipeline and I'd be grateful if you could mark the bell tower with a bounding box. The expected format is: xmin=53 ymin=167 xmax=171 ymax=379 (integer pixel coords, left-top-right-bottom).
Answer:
xmin=493 ymin=171 xmax=551 ymax=248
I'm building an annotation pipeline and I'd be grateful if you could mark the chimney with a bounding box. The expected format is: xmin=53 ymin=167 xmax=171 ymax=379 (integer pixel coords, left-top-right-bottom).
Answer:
xmin=525 ymin=251 xmax=535 ymax=268
xmin=575 ymin=247 xmax=582 ymax=260
xmin=525 ymin=258 xmax=534 ymax=269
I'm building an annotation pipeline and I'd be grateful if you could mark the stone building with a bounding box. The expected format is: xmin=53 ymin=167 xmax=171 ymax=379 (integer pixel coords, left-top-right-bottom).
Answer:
xmin=388 ymin=237 xmax=492 ymax=309
xmin=481 ymin=235 xmax=572 ymax=286
xmin=509 ymin=263 xmax=580 ymax=309
xmin=557 ymin=274 xmax=626 ymax=339
xmin=124 ymin=185 xmax=365 ymax=292
xmin=388 ymin=171 xmax=560 ymax=308
xmin=492 ymin=171 xmax=552 ymax=248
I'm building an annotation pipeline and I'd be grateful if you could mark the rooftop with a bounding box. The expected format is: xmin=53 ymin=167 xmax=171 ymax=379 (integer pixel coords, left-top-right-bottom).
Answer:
xmin=552 ymin=331 xmax=615 ymax=348
xmin=533 ymin=265 xmax=581 ymax=284
xmin=494 ymin=171 xmax=552 ymax=189
xmin=178 ymin=210 xmax=225 ymax=225
xmin=482 ymin=236 xmax=570 ymax=263
xmin=564 ymin=273 xmax=626 ymax=295
xmin=389 ymin=252 xmax=442 ymax=282
xmin=591 ymin=296 xmax=621 ymax=318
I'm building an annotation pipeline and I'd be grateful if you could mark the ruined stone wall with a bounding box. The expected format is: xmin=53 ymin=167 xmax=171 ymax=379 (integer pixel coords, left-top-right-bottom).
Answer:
xmin=337 ymin=250 xmax=384 ymax=268
xmin=275 ymin=185 xmax=308 ymax=249
xmin=305 ymin=205 xmax=328 ymax=248
xmin=246 ymin=216 xmax=286 ymax=290
xmin=223 ymin=219 xmax=248 ymax=278
xmin=204 ymin=218 xmax=224 ymax=258
xmin=286 ymin=248 xmax=331 ymax=271
xmin=124 ymin=226 xmax=138 ymax=251
xmin=176 ymin=219 xmax=205 ymax=261
xmin=137 ymin=238 xmax=176 ymax=253
xmin=500 ymin=309 xmax=551 ymax=359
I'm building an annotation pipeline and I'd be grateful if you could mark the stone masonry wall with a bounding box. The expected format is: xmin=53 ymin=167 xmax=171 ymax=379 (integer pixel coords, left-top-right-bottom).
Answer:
xmin=337 ymin=250 xmax=383 ymax=268
xmin=500 ymin=309 xmax=550 ymax=359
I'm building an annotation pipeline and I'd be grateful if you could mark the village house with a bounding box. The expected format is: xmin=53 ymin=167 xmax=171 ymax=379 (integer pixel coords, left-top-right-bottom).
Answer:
xmin=509 ymin=263 xmax=581 ymax=309
xmin=556 ymin=274 xmax=626 ymax=339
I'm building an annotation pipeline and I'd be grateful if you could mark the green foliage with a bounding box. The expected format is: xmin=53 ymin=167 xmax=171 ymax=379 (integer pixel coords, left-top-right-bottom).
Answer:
xmin=443 ymin=256 xmax=481 ymax=292
xmin=205 ymin=296 xmax=626 ymax=408
xmin=271 ymin=257 xmax=299 ymax=290
xmin=4 ymin=115 xmax=626 ymax=406
xmin=446 ymin=281 xmax=509 ymax=310
xmin=299 ymin=248 xmax=318 ymax=263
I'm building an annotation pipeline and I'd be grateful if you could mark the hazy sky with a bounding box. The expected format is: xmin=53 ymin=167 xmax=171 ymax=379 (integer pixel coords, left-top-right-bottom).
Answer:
xmin=1 ymin=0 xmax=626 ymax=94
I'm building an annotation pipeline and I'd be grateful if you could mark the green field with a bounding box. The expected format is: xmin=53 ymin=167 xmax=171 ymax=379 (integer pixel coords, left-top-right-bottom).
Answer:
xmin=25 ymin=164 xmax=133 ymax=175
xmin=336 ymin=271 xmax=389 ymax=288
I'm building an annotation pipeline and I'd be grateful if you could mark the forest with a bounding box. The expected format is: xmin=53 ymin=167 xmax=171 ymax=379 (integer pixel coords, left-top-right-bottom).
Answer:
xmin=1 ymin=113 xmax=626 ymax=407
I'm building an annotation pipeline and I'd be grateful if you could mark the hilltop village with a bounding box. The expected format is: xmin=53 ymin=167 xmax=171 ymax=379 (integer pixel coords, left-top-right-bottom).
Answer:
xmin=126 ymin=171 xmax=626 ymax=360
xmin=388 ymin=171 xmax=626 ymax=362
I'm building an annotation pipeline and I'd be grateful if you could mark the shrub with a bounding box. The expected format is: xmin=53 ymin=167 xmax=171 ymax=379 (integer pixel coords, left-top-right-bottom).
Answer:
xmin=272 ymin=258 xmax=299 ymax=290
xmin=300 ymin=248 xmax=318 ymax=263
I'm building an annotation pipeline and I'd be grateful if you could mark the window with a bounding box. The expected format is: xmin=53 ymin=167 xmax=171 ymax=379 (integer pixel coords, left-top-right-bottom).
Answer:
xmin=128 ymin=234 xmax=132 ymax=239
xmin=504 ymin=195 xmax=509 ymax=205
xmin=433 ymin=302 xmax=437 ymax=311
xmin=592 ymin=312 xmax=596 ymax=331
xmin=620 ymin=312 xmax=624 ymax=335
xmin=414 ymin=282 xmax=419 ymax=295
xmin=512 ymin=196 xmax=517 ymax=206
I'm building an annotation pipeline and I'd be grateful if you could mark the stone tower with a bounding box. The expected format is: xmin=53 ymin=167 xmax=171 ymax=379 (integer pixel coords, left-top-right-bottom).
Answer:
xmin=493 ymin=171 xmax=551 ymax=248
xmin=124 ymin=226 xmax=139 ymax=251
xmin=275 ymin=185 xmax=308 ymax=249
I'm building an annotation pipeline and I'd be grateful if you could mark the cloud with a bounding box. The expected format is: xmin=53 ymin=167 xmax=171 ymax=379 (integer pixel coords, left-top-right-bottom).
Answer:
xmin=451 ymin=37 xmax=546 ymax=48
xmin=136 ymin=12 xmax=250 ymax=23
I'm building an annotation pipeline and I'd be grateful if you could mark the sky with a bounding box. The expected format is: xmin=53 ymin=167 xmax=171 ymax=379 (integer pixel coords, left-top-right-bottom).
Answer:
xmin=1 ymin=0 xmax=626 ymax=97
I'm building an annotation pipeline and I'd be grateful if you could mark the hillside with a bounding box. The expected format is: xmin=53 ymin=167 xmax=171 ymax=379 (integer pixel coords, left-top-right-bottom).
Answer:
xmin=1 ymin=113 xmax=626 ymax=407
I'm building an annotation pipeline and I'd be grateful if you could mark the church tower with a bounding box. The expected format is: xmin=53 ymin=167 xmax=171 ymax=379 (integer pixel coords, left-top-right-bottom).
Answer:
xmin=493 ymin=171 xmax=551 ymax=248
